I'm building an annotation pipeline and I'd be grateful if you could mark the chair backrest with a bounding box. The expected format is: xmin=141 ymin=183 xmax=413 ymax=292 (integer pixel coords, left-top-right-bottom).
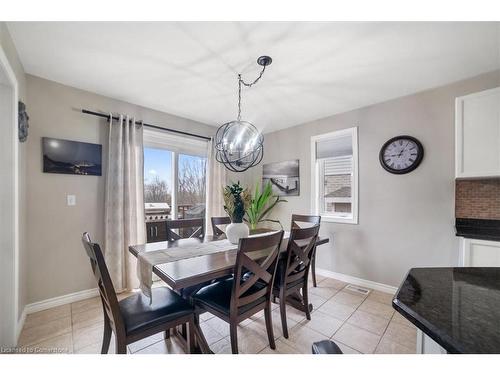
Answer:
xmin=166 ymin=218 xmax=205 ymax=241
xmin=81 ymin=233 xmax=124 ymax=335
xmin=281 ymin=224 xmax=320 ymax=288
xmin=211 ymin=216 xmax=231 ymax=237
xmin=291 ymin=214 xmax=321 ymax=229
xmin=230 ymin=231 xmax=284 ymax=316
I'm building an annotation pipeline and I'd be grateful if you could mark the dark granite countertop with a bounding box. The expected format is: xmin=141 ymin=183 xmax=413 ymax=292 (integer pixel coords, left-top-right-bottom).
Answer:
xmin=455 ymin=218 xmax=500 ymax=241
xmin=393 ymin=267 xmax=500 ymax=354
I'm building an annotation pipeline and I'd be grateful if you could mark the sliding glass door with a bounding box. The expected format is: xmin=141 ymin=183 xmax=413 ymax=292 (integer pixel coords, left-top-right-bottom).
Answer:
xmin=144 ymin=147 xmax=173 ymax=215
xmin=177 ymin=154 xmax=207 ymax=219
xmin=143 ymin=129 xmax=208 ymax=224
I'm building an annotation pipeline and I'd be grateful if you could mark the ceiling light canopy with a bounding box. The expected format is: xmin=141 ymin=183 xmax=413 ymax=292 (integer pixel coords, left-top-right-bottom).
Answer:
xmin=215 ymin=56 xmax=272 ymax=172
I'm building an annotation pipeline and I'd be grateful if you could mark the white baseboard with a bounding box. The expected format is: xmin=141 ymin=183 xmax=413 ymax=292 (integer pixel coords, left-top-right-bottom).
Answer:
xmin=24 ymin=288 xmax=99 ymax=316
xmin=316 ymin=268 xmax=398 ymax=295
xmin=16 ymin=308 xmax=27 ymax=342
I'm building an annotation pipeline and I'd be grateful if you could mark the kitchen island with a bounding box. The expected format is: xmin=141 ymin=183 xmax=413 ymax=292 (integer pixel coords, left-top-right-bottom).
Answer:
xmin=393 ymin=267 xmax=500 ymax=354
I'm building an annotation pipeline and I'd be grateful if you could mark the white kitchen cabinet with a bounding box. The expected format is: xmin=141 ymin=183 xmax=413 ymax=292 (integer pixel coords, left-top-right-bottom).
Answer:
xmin=459 ymin=238 xmax=500 ymax=266
xmin=416 ymin=330 xmax=447 ymax=354
xmin=455 ymin=87 xmax=500 ymax=178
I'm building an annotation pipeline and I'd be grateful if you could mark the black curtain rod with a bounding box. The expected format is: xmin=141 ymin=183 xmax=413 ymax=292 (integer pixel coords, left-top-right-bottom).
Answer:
xmin=81 ymin=109 xmax=212 ymax=141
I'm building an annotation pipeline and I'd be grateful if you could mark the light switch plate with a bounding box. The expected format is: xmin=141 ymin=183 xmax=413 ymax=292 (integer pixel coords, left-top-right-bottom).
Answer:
xmin=67 ymin=195 xmax=76 ymax=206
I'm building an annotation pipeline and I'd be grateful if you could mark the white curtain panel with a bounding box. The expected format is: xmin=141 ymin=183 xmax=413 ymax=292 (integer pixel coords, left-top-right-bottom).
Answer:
xmin=205 ymin=139 xmax=227 ymax=235
xmin=105 ymin=114 xmax=146 ymax=291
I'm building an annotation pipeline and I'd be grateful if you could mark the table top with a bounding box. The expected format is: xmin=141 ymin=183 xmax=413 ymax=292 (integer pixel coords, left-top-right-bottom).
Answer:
xmin=393 ymin=267 xmax=500 ymax=354
xmin=129 ymin=234 xmax=329 ymax=290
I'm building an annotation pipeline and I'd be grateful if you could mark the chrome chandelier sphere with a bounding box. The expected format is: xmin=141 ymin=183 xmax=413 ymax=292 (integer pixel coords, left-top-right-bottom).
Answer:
xmin=215 ymin=56 xmax=271 ymax=172
xmin=215 ymin=120 xmax=264 ymax=172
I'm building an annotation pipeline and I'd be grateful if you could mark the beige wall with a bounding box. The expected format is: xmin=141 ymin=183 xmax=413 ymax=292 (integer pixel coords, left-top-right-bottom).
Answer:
xmin=241 ymin=70 xmax=500 ymax=288
xmin=15 ymin=50 xmax=500 ymax=301
xmin=0 ymin=22 xmax=28 ymax=320
xmin=25 ymin=75 xmax=215 ymax=304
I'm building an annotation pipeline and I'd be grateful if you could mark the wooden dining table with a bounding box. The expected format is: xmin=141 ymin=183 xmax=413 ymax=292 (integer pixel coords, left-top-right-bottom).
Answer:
xmin=128 ymin=231 xmax=329 ymax=353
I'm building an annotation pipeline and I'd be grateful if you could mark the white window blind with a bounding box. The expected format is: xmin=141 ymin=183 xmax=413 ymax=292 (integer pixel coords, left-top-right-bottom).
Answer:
xmin=323 ymin=155 xmax=353 ymax=176
xmin=316 ymin=134 xmax=352 ymax=159
xmin=311 ymin=127 xmax=358 ymax=224
xmin=143 ymin=128 xmax=208 ymax=157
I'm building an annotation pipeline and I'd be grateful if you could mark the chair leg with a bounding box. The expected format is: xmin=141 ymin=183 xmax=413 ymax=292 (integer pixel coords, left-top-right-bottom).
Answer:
xmin=187 ymin=317 xmax=196 ymax=354
xmin=311 ymin=247 xmax=318 ymax=287
xmin=264 ymin=304 xmax=276 ymax=350
xmin=101 ymin=317 xmax=112 ymax=354
xmin=303 ymin=284 xmax=311 ymax=320
xmin=165 ymin=328 xmax=171 ymax=339
xmin=229 ymin=322 xmax=238 ymax=354
xmin=279 ymin=288 xmax=289 ymax=339
xmin=181 ymin=323 xmax=187 ymax=338
xmin=115 ymin=337 xmax=127 ymax=354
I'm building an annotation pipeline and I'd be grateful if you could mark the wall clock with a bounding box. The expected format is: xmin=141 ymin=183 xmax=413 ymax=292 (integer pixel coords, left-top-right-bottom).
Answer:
xmin=379 ymin=135 xmax=424 ymax=174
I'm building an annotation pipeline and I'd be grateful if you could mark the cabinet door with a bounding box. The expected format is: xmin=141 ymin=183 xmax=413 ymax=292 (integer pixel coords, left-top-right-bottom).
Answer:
xmin=417 ymin=330 xmax=446 ymax=354
xmin=456 ymin=87 xmax=500 ymax=178
xmin=461 ymin=238 xmax=500 ymax=266
xmin=156 ymin=222 xmax=167 ymax=241
xmin=146 ymin=222 xmax=157 ymax=243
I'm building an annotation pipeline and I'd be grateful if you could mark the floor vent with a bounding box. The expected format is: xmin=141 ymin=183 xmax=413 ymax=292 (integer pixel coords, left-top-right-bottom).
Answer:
xmin=345 ymin=284 xmax=370 ymax=295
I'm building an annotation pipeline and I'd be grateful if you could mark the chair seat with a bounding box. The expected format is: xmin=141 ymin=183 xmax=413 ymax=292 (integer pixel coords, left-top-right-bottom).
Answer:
xmin=273 ymin=259 xmax=306 ymax=289
xmin=312 ymin=340 xmax=343 ymax=354
xmin=192 ymin=277 xmax=267 ymax=316
xmin=119 ymin=287 xmax=194 ymax=336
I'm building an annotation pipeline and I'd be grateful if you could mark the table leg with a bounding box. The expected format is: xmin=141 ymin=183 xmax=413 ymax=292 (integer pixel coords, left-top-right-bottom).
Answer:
xmin=172 ymin=288 xmax=213 ymax=354
xmin=193 ymin=317 xmax=213 ymax=354
xmin=286 ymin=291 xmax=313 ymax=313
xmin=170 ymin=320 xmax=213 ymax=354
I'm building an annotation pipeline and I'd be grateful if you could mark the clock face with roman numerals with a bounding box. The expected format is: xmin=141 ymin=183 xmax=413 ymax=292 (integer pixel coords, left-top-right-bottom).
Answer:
xmin=379 ymin=136 xmax=424 ymax=174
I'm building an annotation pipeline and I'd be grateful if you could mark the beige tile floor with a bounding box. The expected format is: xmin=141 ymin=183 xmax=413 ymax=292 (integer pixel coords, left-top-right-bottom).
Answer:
xmin=16 ymin=275 xmax=417 ymax=354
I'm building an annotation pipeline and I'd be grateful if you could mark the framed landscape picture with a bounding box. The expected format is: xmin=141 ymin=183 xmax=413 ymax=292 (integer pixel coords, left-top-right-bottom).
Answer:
xmin=262 ymin=159 xmax=300 ymax=196
xmin=42 ymin=137 xmax=102 ymax=176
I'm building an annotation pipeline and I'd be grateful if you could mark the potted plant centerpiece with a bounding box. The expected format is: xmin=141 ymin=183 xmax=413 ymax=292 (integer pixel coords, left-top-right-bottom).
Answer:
xmin=223 ymin=182 xmax=252 ymax=244
xmin=245 ymin=181 xmax=287 ymax=232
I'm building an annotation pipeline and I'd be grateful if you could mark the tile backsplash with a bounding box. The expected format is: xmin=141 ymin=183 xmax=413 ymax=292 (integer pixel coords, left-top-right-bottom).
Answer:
xmin=455 ymin=179 xmax=500 ymax=220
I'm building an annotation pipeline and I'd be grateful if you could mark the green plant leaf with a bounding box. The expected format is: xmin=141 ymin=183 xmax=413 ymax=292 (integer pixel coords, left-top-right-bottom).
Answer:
xmin=245 ymin=180 xmax=287 ymax=228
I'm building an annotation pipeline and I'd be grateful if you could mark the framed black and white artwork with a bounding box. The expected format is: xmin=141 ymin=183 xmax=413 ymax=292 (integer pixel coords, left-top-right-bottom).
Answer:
xmin=262 ymin=159 xmax=300 ymax=196
xmin=42 ymin=137 xmax=102 ymax=176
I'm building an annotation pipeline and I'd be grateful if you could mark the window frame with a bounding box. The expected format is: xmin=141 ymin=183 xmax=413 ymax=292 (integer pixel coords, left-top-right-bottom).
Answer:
xmin=310 ymin=127 xmax=359 ymax=224
xmin=143 ymin=129 xmax=208 ymax=219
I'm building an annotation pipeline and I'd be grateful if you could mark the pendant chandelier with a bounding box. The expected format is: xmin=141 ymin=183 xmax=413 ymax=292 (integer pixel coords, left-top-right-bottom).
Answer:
xmin=215 ymin=56 xmax=272 ymax=172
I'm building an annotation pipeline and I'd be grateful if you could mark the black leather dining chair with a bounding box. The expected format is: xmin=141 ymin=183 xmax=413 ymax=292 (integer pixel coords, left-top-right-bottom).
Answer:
xmin=272 ymin=224 xmax=320 ymax=338
xmin=291 ymin=214 xmax=321 ymax=287
xmin=312 ymin=340 xmax=343 ymax=354
xmin=191 ymin=231 xmax=284 ymax=354
xmin=211 ymin=216 xmax=231 ymax=237
xmin=166 ymin=218 xmax=204 ymax=241
xmin=81 ymin=232 xmax=196 ymax=354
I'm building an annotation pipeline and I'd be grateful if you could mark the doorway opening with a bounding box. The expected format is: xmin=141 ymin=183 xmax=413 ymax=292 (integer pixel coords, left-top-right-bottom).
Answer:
xmin=0 ymin=45 xmax=19 ymax=348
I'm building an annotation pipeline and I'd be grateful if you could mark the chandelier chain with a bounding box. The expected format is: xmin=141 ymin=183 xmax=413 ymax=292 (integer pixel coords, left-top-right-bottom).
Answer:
xmin=237 ymin=65 xmax=267 ymax=121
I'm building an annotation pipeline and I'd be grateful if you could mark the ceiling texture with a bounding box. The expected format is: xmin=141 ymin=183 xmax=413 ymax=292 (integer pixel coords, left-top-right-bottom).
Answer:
xmin=7 ymin=22 xmax=500 ymax=133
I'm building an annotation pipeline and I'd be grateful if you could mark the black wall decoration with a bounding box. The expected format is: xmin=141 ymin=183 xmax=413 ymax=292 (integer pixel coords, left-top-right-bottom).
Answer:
xmin=42 ymin=137 xmax=102 ymax=176
xmin=18 ymin=101 xmax=29 ymax=142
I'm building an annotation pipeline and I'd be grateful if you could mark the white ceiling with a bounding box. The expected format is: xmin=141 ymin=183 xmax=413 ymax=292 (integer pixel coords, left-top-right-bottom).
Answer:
xmin=7 ymin=22 xmax=500 ymax=133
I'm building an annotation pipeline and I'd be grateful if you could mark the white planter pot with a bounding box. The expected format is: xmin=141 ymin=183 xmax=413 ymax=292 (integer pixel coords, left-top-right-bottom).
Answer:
xmin=226 ymin=222 xmax=250 ymax=244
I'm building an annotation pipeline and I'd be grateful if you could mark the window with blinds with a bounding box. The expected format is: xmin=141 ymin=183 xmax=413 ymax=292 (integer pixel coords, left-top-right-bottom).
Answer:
xmin=311 ymin=127 xmax=358 ymax=224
